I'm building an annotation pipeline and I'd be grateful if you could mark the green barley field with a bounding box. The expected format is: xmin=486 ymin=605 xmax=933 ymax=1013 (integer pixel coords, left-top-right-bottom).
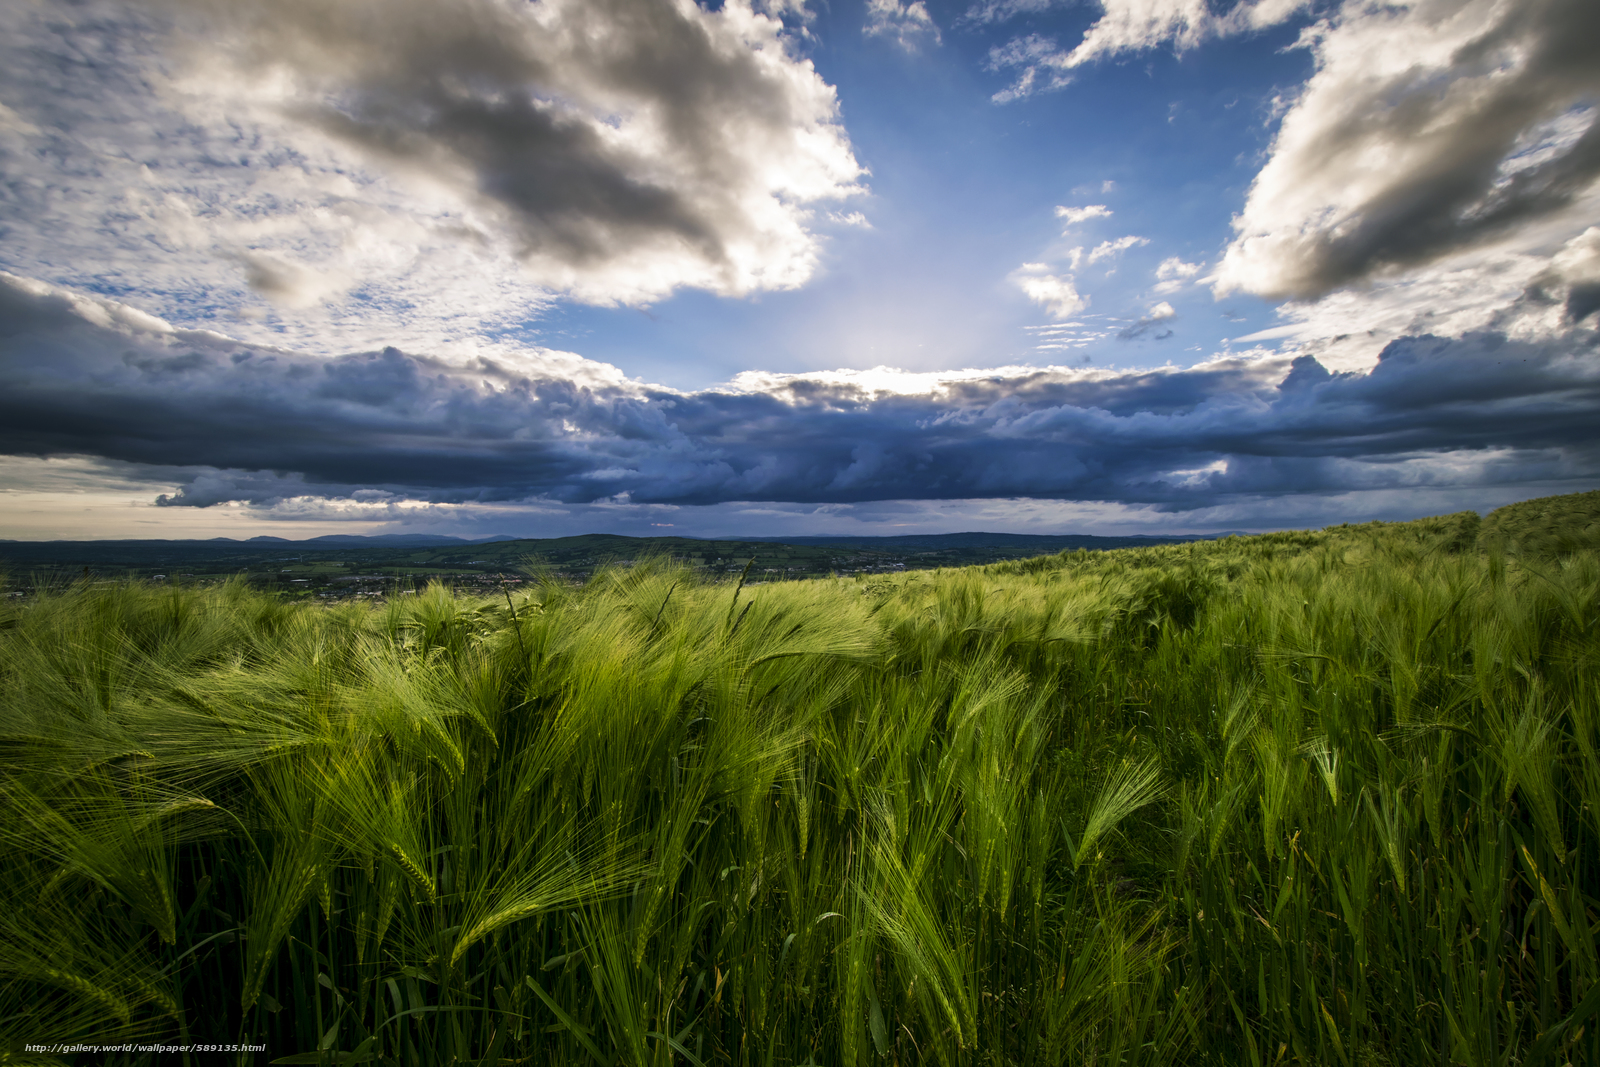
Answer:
xmin=4 ymin=491 xmax=1599 ymax=1066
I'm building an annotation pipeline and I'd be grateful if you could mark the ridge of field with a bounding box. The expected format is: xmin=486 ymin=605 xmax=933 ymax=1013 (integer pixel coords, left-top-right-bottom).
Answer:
xmin=2 ymin=493 xmax=1598 ymax=1064
xmin=1479 ymin=488 xmax=1600 ymax=560
xmin=0 ymin=530 xmax=1211 ymax=593
xmin=723 ymin=531 xmax=1234 ymax=549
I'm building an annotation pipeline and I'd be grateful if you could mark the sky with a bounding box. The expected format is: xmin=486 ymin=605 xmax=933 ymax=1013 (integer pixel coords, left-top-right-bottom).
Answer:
xmin=1 ymin=0 xmax=1596 ymax=541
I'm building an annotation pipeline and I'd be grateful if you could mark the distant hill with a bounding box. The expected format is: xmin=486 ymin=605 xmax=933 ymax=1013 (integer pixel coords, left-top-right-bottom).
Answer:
xmin=215 ymin=533 xmax=522 ymax=547
xmin=295 ymin=533 xmax=521 ymax=547
xmin=0 ymin=529 xmax=1219 ymax=589
xmin=6 ymin=492 xmax=1600 ymax=592
xmin=0 ymin=530 xmax=1209 ymax=561
xmin=14 ymin=492 xmax=1600 ymax=577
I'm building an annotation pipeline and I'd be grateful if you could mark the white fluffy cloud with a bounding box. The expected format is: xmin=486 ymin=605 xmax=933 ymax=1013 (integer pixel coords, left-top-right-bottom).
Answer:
xmin=1056 ymin=204 xmax=1114 ymax=227
xmin=988 ymin=0 xmax=1310 ymax=100
xmin=1013 ymin=265 xmax=1089 ymax=317
xmin=960 ymin=0 xmax=1060 ymax=28
xmin=0 ymin=0 xmax=864 ymax=351
xmin=864 ymin=0 xmax=942 ymax=50
xmin=1157 ymin=256 xmax=1203 ymax=280
xmin=1154 ymin=255 xmax=1204 ymax=293
xmin=1229 ymin=229 xmax=1600 ymax=372
xmin=827 ymin=211 xmax=875 ymax=229
xmin=1117 ymin=299 xmax=1177 ymax=339
xmin=1215 ymin=0 xmax=1600 ymax=300
xmin=1088 ymin=235 xmax=1150 ymax=264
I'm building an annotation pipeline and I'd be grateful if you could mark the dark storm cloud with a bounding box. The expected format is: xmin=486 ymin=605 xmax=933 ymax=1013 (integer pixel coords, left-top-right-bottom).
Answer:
xmin=2 ymin=275 xmax=1597 ymax=512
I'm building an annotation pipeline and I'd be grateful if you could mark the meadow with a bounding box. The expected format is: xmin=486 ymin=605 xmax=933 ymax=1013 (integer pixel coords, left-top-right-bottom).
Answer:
xmin=2 ymin=491 xmax=1598 ymax=1066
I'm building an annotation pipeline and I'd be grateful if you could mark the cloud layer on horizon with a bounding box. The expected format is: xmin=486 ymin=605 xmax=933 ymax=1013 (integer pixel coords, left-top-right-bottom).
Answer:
xmin=3 ymin=273 xmax=1595 ymax=526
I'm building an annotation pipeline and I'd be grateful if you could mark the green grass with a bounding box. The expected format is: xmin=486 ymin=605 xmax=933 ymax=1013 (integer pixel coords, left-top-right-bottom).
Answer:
xmin=1479 ymin=490 xmax=1600 ymax=561
xmin=2 ymin=495 xmax=1598 ymax=1065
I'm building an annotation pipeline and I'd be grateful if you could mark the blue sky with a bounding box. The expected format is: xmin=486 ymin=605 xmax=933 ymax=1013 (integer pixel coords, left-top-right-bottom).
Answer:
xmin=1 ymin=0 xmax=1597 ymax=540
xmin=541 ymin=5 xmax=1313 ymax=387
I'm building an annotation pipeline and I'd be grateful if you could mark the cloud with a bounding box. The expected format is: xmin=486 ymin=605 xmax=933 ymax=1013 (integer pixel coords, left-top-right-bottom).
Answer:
xmin=1067 ymin=0 xmax=1224 ymax=63
xmin=1012 ymin=265 xmax=1089 ymax=317
xmin=864 ymin=0 xmax=942 ymax=50
xmin=1023 ymin=320 xmax=1111 ymax=354
xmin=0 ymin=454 xmax=1578 ymax=541
xmin=986 ymin=34 xmax=1073 ymax=101
xmin=1118 ymin=300 xmax=1177 ymax=339
xmin=1157 ymin=256 xmax=1202 ymax=281
xmin=1215 ymin=0 xmax=1600 ymax=300
xmin=1227 ymin=225 xmax=1600 ymax=373
xmin=0 ymin=0 xmax=864 ymax=351
xmin=1087 ymin=235 xmax=1149 ymax=264
xmin=0 ymin=455 xmax=182 ymax=497
xmin=988 ymin=0 xmax=1310 ymax=100
xmin=755 ymin=0 xmax=817 ymax=22
xmin=1056 ymin=204 xmax=1113 ymax=227
xmin=826 ymin=211 xmax=874 ymax=229
xmin=235 ymin=252 xmax=346 ymax=310
xmin=1154 ymin=255 xmax=1204 ymax=293
xmin=959 ymin=0 xmax=1061 ymax=28
xmin=3 ymin=272 xmax=1597 ymax=521
xmin=1545 ymin=226 xmax=1600 ymax=323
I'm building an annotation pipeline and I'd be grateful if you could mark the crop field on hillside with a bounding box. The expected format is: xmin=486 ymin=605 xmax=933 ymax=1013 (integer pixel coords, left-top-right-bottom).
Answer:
xmin=3 ymin=493 xmax=1599 ymax=1065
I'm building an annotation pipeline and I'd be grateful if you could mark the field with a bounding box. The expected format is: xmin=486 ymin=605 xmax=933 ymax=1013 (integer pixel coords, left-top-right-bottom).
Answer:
xmin=0 ymin=532 xmax=1208 ymax=595
xmin=2 ymin=492 xmax=1598 ymax=1065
